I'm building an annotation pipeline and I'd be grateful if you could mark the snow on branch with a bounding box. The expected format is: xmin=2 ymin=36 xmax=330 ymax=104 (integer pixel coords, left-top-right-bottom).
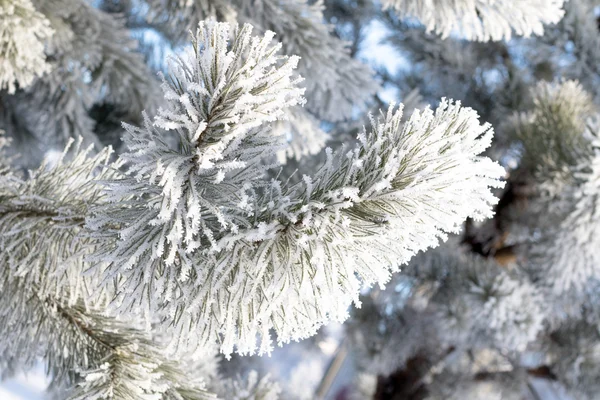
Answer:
xmin=0 ymin=0 xmax=53 ymax=93
xmin=156 ymin=20 xmax=305 ymax=167
xmin=383 ymin=0 xmax=566 ymax=41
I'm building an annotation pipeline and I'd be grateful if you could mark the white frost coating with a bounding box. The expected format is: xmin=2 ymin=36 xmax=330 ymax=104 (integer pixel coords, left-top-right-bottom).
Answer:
xmin=154 ymin=21 xmax=305 ymax=168
xmin=383 ymin=0 xmax=566 ymax=41
xmin=0 ymin=0 xmax=53 ymax=93
xmin=90 ymin=21 xmax=503 ymax=356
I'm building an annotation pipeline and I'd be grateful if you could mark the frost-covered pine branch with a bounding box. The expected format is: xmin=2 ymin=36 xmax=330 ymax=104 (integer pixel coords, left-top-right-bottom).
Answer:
xmin=0 ymin=0 xmax=53 ymax=93
xmin=383 ymin=0 xmax=566 ymax=41
xmin=85 ymin=20 xmax=504 ymax=357
xmin=1 ymin=1 xmax=546 ymax=396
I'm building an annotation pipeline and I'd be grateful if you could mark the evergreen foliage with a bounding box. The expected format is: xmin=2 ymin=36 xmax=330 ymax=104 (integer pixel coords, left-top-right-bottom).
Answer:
xmin=4 ymin=0 xmax=600 ymax=399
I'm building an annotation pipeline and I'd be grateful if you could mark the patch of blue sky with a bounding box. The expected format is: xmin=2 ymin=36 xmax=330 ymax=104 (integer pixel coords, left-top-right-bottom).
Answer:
xmin=358 ymin=19 xmax=410 ymax=103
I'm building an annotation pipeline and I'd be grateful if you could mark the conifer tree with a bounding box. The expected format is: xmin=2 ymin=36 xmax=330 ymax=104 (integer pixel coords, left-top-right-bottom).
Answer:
xmin=4 ymin=0 xmax=599 ymax=399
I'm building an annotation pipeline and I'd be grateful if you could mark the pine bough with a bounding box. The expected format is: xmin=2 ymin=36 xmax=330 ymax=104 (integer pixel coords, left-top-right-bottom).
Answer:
xmin=85 ymin=21 xmax=504 ymax=356
xmin=0 ymin=20 xmax=504 ymax=396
